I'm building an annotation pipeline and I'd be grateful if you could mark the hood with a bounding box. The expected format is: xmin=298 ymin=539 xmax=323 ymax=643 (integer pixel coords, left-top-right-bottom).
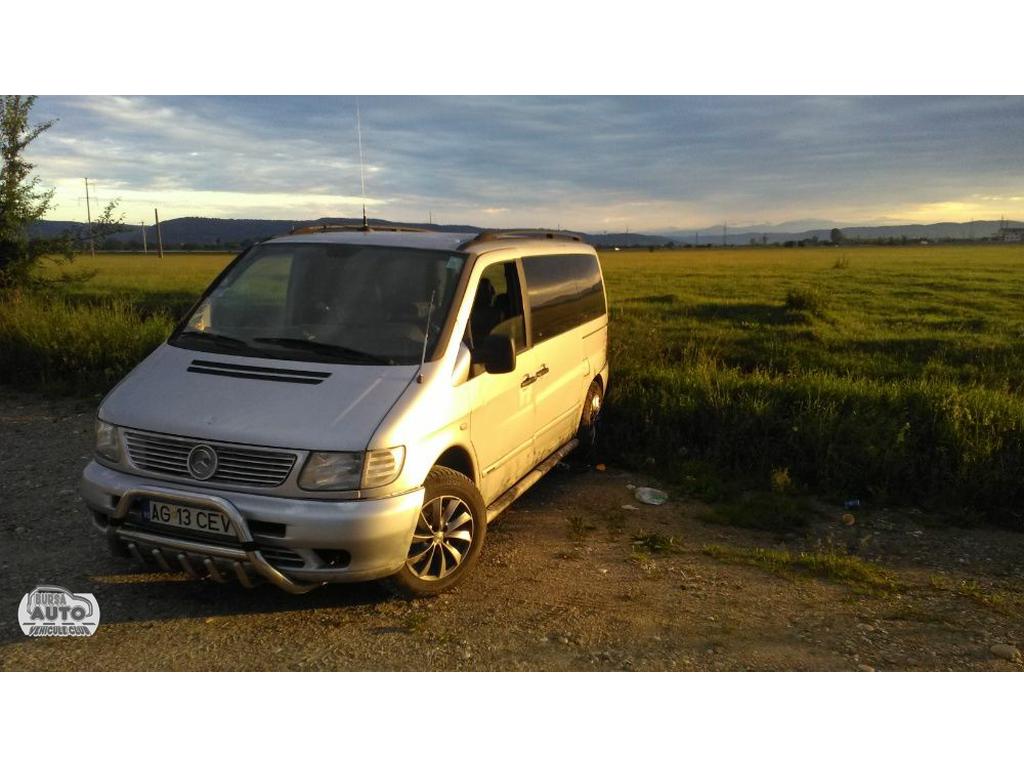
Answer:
xmin=99 ymin=344 xmax=416 ymax=451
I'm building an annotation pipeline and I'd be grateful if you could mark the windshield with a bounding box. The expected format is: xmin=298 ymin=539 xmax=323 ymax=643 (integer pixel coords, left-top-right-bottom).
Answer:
xmin=171 ymin=243 xmax=467 ymax=365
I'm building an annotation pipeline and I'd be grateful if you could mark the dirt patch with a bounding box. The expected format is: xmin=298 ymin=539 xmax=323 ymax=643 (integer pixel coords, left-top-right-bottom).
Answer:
xmin=0 ymin=389 xmax=1021 ymax=671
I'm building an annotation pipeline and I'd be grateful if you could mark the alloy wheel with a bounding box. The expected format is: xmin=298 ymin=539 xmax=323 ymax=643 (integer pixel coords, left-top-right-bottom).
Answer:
xmin=406 ymin=494 xmax=475 ymax=581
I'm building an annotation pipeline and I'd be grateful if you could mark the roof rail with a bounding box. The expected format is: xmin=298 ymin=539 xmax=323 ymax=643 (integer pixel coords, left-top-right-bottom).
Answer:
xmin=287 ymin=223 xmax=434 ymax=235
xmin=458 ymin=229 xmax=584 ymax=249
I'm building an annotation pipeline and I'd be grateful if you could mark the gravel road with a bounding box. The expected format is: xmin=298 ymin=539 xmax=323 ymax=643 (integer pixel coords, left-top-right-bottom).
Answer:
xmin=1 ymin=388 xmax=1021 ymax=671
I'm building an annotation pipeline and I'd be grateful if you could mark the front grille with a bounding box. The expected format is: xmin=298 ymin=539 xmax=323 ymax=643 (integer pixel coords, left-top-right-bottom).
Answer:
xmin=123 ymin=430 xmax=297 ymax=487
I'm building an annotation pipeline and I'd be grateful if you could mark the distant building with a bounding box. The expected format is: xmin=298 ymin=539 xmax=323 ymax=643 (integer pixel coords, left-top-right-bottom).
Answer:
xmin=997 ymin=227 xmax=1024 ymax=242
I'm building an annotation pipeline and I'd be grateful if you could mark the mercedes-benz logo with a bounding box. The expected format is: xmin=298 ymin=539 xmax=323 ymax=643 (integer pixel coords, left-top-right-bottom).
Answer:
xmin=187 ymin=444 xmax=218 ymax=481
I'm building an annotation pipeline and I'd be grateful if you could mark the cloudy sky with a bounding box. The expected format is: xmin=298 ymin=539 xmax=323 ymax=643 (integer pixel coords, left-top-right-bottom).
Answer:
xmin=29 ymin=95 xmax=1024 ymax=232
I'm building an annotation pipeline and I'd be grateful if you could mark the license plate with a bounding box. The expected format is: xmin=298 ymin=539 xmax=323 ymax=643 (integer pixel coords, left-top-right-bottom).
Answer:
xmin=143 ymin=501 xmax=234 ymax=536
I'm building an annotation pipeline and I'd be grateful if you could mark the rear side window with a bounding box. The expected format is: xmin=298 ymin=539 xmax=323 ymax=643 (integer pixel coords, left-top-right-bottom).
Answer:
xmin=522 ymin=253 xmax=606 ymax=343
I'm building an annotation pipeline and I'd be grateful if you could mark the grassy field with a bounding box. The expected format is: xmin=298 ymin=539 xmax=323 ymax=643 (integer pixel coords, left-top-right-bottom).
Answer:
xmin=599 ymin=245 xmax=1024 ymax=525
xmin=2 ymin=245 xmax=1023 ymax=525
xmin=37 ymin=252 xmax=233 ymax=314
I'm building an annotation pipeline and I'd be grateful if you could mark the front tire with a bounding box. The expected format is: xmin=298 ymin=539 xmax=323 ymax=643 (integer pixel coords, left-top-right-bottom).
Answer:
xmin=387 ymin=466 xmax=487 ymax=598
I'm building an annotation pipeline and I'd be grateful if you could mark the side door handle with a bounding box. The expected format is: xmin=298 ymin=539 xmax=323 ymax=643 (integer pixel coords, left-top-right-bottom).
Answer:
xmin=520 ymin=374 xmax=537 ymax=388
xmin=535 ymin=364 xmax=550 ymax=378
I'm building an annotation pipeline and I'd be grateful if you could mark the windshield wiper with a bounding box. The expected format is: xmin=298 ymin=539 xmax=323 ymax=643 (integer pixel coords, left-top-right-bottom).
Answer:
xmin=176 ymin=329 xmax=253 ymax=350
xmin=252 ymin=337 xmax=393 ymax=364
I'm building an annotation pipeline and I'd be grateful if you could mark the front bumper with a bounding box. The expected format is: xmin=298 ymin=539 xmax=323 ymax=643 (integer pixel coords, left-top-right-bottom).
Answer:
xmin=80 ymin=461 xmax=424 ymax=592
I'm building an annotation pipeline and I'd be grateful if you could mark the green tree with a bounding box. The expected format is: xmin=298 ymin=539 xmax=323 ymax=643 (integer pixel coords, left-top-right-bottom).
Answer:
xmin=1 ymin=95 xmax=122 ymax=290
xmin=829 ymin=227 xmax=843 ymax=244
xmin=0 ymin=96 xmax=56 ymax=289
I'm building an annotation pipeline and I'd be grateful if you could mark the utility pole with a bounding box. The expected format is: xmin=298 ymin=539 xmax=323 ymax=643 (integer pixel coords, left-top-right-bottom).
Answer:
xmin=722 ymin=222 xmax=727 ymax=247
xmin=141 ymin=222 xmax=148 ymax=255
xmin=84 ymin=177 xmax=95 ymax=256
xmin=154 ymin=208 xmax=165 ymax=259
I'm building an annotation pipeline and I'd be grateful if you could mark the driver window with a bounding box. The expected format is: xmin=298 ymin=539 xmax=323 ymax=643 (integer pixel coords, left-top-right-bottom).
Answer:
xmin=469 ymin=260 xmax=526 ymax=352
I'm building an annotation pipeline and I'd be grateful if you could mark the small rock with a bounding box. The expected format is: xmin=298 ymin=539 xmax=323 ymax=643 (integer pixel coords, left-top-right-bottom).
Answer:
xmin=595 ymin=463 xmax=607 ymax=472
xmin=857 ymin=664 xmax=875 ymax=672
xmin=598 ymin=568 xmax=608 ymax=575
xmin=625 ymin=484 xmax=636 ymax=490
xmin=991 ymin=644 xmax=1021 ymax=662
xmin=841 ymin=513 xmax=856 ymax=526
xmin=14 ymin=526 xmax=27 ymax=534
xmin=621 ymin=504 xmax=639 ymax=511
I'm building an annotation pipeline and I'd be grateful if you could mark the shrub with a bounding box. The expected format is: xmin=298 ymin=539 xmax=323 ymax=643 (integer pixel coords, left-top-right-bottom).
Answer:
xmin=0 ymin=293 xmax=172 ymax=394
xmin=784 ymin=286 xmax=830 ymax=316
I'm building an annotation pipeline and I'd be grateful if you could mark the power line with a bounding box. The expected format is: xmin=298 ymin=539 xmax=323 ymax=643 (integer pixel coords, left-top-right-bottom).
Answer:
xmin=84 ymin=178 xmax=95 ymax=256
xmin=154 ymin=208 xmax=164 ymax=259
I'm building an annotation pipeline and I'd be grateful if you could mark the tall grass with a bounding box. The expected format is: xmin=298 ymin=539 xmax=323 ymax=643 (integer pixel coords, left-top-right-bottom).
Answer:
xmin=603 ymin=356 xmax=1024 ymax=526
xmin=0 ymin=292 xmax=172 ymax=394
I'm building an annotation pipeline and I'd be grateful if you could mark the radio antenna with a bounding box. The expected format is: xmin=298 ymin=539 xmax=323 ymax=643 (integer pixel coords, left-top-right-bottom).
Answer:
xmin=356 ymin=99 xmax=368 ymax=229
xmin=417 ymin=290 xmax=437 ymax=384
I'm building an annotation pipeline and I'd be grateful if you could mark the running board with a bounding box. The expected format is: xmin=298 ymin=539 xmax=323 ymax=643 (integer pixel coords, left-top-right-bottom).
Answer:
xmin=486 ymin=439 xmax=579 ymax=523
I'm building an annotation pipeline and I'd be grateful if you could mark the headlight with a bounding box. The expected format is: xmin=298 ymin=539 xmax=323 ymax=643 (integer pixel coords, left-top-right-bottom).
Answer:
xmin=298 ymin=447 xmax=405 ymax=491
xmin=95 ymin=419 xmax=120 ymax=462
xmin=299 ymin=452 xmax=363 ymax=490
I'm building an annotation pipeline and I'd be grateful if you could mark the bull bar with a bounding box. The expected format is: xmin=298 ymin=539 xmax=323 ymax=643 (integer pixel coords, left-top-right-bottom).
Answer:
xmin=109 ymin=486 xmax=325 ymax=594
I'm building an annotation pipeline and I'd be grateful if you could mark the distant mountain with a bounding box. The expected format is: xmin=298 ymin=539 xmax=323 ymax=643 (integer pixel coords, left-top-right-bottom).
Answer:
xmin=28 ymin=216 xmax=476 ymax=245
xmin=27 ymin=216 xmax=1024 ymax=250
xmin=656 ymin=219 xmax=846 ymax=237
xmin=811 ymin=220 xmax=1019 ymax=241
xmin=653 ymin=219 xmax=1023 ymax=245
xmin=586 ymin=232 xmax=675 ymax=248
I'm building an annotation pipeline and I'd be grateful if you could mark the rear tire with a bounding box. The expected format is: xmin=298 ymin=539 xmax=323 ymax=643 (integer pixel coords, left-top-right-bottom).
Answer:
xmin=574 ymin=379 xmax=603 ymax=464
xmin=386 ymin=466 xmax=487 ymax=598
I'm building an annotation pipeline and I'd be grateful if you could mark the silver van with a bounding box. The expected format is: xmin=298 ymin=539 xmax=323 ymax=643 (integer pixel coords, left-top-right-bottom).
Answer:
xmin=80 ymin=227 xmax=608 ymax=596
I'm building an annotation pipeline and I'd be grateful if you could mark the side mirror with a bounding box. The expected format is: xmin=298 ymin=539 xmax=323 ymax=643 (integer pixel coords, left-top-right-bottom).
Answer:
xmin=471 ymin=334 xmax=516 ymax=374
